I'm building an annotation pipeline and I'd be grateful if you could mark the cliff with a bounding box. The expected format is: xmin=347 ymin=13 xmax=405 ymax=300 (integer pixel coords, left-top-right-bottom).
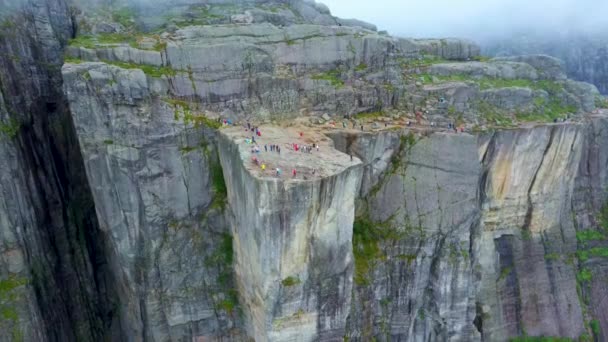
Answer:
xmin=1 ymin=0 xmax=608 ymax=341
xmin=483 ymin=34 xmax=608 ymax=95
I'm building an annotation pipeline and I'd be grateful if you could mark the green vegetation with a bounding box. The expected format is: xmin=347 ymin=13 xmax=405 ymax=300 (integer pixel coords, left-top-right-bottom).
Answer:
xmin=509 ymin=337 xmax=572 ymax=342
xmin=111 ymin=7 xmax=136 ymax=29
xmin=64 ymin=57 xmax=83 ymax=64
xmin=103 ymin=139 xmax=114 ymax=145
xmin=516 ymin=97 xmax=576 ymax=123
xmin=577 ymin=268 xmax=592 ymax=283
xmin=577 ymin=247 xmax=608 ymax=262
xmin=353 ymin=217 xmax=382 ymax=286
xmin=596 ymin=96 xmax=608 ymax=109
xmin=472 ymin=55 xmax=491 ymax=62
xmin=69 ymin=32 xmax=167 ymax=51
xmin=311 ymin=69 xmax=344 ymax=88
xmin=164 ymin=6 xmax=225 ymax=28
xmin=281 ymin=276 xmax=301 ymax=287
xmin=590 ymin=319 xmax=601 ymax=337
xmin=0 ymin=275 xmax=27 ymax=340
xmin=354 ymin=111 xmax=384 ymax=120
xmin=205 ymin=232 xmax=237 ymax=315
xmin=179 ymin=146 xmax=197 ymax=153
xmin=69 ymin=33 xmax=133 ymax=49
xmin=498 ymin=266 xmax=513 ymax=282
xmin=166 ymin=98 xmax=221 ymax=130
xmin=544 ymin=253 xmax=560 ymax=261
xmin=103 ymin=60 xmax=178 ymax=78
xmin=0 ymin=275 xmax=27 ymax=295
xmin=352 ymin=215 xmax=405 ymax=286
xmin=474 ymin=100 xmax=514 ymax=127
xmin=401 ymin=55 xmax=448 ymax=68
xmin=0 ymin=118 xmax=20 ymax=139
xmin=576 ymin=230 xmax=605 ymax=243
xmin=355 ymin=63 xmax=367 ymax=72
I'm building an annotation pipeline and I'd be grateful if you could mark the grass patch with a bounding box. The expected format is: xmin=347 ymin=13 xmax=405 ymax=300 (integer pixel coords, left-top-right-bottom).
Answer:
xmin=111 ymin=7 xmax=136 ymax=28
xmin=576 ymin=230 xmax=605 ymax=243
xmin=475 ymin=100 xmax=514 ymax=127
xmin=103 ymin=139 xmax=114 ymax=145
xmin=217 ymin=289 xmax=238 ymax=314
xmin=353 ymin=217 xmax=382 ymax=286
xmin=104 ymin=60 xmax=178 ymax=77
xmin=69 ymin=33 xmax=136 ymax=49
xmin=596 ymin=97 xmax=608 ymax=109
xmin=311 ymin=69 xmax=344 ymax=88
xmin=591 ymin=319 xmax=600 ymax=337
xmin=352 ymin=215 xmax=403 ymax=286
xmin=355 ymin=63 xmax=367 ymax=72
xmin=577 ymin=268 xmax=592 ymax=283
xmin=355 ymin=111 xmax=384 ymax=120
xmin=401 ymin=55 xmax=448 ymax=68
xmin=0 ymin=276 xmax=27 ymax=295
xmin=472 ymin=55 xmax=491 ymax=62
xmin=498 ymin=266 xmax=513 ymax=282
xmin=281 ymin=276 xmax=301 ymax=287
xmin=0 ymin=118 xmax=20 ymax=139
xmin=577 ymin=247 xmax=608 ymax=262
xmin=544 ymin=253 xmax=560 ymax=261
xmin=64 ymin=57 xmax=83 ymax=64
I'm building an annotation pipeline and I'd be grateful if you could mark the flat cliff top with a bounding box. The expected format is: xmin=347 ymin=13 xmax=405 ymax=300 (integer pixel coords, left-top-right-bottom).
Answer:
xmin=220 ymin=124 xmax=362 ymax=181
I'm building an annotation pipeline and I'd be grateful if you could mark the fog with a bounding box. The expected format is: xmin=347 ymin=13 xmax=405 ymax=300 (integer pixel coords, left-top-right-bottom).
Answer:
xmin=323 ymin=0 xmax=608 ymax=40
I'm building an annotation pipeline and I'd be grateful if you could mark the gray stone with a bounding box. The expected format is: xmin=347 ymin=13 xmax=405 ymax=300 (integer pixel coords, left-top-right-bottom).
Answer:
xmin=492 ymin=55 xmax=567 ymax=80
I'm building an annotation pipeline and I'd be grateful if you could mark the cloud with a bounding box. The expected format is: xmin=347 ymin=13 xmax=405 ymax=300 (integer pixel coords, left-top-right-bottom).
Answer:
xmin=322 ymin=0 xmax=608 ymax=40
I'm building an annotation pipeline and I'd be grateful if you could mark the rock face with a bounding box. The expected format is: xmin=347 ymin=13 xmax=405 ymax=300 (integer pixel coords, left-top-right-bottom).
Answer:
xmin=2 ymin=0 xmax=608 ymax=341
xmin=218 ymin=126 xmax=362 ymax=341
xmin=483 ymin=35 xmax=608 ymax=94
xmin=0 ymin=0 xmax=120 ymax=340
xmin=329 ymin=117 xmax=608 ymax=341
xmin=62 ymin=62 xmax=241 ymax=340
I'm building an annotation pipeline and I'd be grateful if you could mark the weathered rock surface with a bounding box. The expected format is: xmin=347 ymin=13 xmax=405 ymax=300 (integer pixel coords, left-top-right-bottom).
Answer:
xmin=218 ymin=126 xmax=362 ymax=341
xmin=62 ymin=62 xmax=242 ymax=340
xmin=429 ymin=61 xmax=539 ymax=80
xmin=492 ymin=55 xmax=567 ymax=80
xmin=0 ymin=0 xmax=120 ymax=340
xmin=328 ymin=116 xmax=608 ymax=341
xmin=483 ymin=35 xmax=608 ymax=94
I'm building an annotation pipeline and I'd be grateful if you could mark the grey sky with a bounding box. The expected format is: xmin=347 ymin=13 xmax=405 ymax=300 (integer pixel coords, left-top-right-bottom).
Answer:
xmin=323 ymin=0 xmax=608 ymax=40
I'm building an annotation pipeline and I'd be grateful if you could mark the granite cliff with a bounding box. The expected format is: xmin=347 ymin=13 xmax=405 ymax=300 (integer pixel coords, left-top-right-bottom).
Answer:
xmin=483 ymin=34 xmax=608 ymax=96
xmin=1 ymin=0 xmax=608 ymax=341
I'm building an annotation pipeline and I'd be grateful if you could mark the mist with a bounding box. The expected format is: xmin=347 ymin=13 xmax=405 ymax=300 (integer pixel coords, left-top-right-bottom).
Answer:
xmin=323 ymin=0 xmax=608 ymax=41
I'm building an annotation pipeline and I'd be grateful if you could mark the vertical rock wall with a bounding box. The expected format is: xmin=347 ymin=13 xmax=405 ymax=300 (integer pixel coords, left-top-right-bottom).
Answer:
xmin=217 ymin=129 xmax=362 ymax=341
xmin=330 ymin=118 xmax=608 ymax=341
xmin=0 ymin=0 xmax=120 ymax=340
xmin=63 ymin=63 xmax=242 ymax=340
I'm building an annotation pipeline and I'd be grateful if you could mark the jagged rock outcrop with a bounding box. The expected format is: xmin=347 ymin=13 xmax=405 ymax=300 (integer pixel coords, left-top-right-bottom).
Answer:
xmin=491 ymin=55 xmax=567 ymax=80
xmin=483 ymin=35 xmax=608 ymax=94
xmin=218 ymin=126 xmax=362 ymax=341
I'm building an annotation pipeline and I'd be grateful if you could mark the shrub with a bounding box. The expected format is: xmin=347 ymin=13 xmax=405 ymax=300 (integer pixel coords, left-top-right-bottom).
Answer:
xmin=281 ymin=276 xmax=301 ymax=287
